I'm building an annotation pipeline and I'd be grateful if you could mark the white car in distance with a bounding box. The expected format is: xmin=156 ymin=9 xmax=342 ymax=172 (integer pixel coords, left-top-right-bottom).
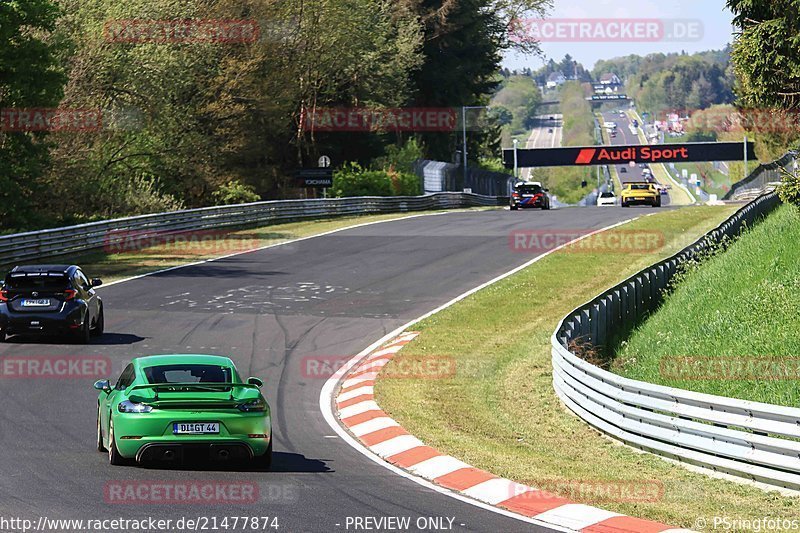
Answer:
xmin=597 ymin=191 xmax=617 ymax=207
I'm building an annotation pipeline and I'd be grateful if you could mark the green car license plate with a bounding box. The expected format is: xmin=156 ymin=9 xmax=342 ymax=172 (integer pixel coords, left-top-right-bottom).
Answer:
xmin=173 ymin=422 xmax=219 ymax=435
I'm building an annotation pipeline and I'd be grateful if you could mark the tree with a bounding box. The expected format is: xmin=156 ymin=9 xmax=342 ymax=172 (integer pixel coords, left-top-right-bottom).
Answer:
xmin=0 ymin=0 xmax=66 ymax=229
xmin=727 ymin=0 xmax=800 ymax=110
xmin=726 ymin=0 xmax=800 ymax=157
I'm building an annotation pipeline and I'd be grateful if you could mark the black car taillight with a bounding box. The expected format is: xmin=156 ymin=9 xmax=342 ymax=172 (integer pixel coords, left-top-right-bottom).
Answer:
xmin=0 ymin=290 xmax=8 ymax=302
xmin=63 ymin=289 xmax=77 ymax=301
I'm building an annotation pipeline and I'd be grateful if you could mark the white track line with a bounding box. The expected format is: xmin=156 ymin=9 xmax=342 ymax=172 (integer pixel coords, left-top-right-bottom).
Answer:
xmin=97 ymin=210 xmax=484 ymax=290
xmin=320 ymin=216 xmax=640 ymax=529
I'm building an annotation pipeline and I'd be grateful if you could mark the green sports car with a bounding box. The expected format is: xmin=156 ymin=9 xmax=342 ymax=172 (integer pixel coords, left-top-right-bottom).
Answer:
xmin=94 ymin=354 xmax=272 ymax=468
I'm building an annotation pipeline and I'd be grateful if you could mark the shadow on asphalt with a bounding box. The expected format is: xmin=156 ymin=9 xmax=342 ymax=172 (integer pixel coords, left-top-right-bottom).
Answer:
xmin=130 ymin=452 xmax=332 ymax=474
xmin=2 ymin=332 xmax=146 ymax=345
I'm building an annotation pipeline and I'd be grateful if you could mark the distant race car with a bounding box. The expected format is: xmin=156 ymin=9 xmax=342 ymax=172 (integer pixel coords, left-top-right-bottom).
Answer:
xmin=0 ymin=265 xmax=104 ymax=343
xmin=95 ymin=354 xmax=272 ymax=468
xmin=619 ymin=167 xmax=627 ymax=173
xmin=597 ymin=192 xmax=617 ymax=207
xmin=510 ymin=181 xmax=551 ymax=210
xmin=621 ymin=182 xmax=661 ymax=208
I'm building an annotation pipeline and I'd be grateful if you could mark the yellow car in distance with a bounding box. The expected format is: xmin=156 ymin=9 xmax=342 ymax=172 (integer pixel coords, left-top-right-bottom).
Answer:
xmin=620 ymin=182 xmax=661 ymax=208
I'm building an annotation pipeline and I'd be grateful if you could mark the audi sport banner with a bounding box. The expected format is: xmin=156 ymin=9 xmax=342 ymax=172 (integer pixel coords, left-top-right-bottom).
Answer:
xmin=503 ymin=142 xmax=756 ymax=168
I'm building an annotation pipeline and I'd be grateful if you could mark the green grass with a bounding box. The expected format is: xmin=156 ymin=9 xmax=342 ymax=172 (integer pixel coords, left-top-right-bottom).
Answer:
xmin=376 ymin=204 xmax=800 ymax=526
xmin=4 ymin=210 xmax=489 ymax=283
xmin=615 ymin=204 xmax=800 ymax=407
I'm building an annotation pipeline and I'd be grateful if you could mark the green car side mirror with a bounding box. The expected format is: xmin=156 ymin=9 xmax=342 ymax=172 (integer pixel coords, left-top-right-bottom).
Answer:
xmin=94 ymin=379 xmax=111 ymax=392
xmin=247 ymin=377 xmax=263 ymax=388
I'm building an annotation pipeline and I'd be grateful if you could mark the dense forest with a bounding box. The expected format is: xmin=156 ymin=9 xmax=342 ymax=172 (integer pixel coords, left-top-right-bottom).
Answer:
xmin=594 ymin=48 xmax=735 ymax=116
xmin=0 ymin=0 xmax=549 ymax=231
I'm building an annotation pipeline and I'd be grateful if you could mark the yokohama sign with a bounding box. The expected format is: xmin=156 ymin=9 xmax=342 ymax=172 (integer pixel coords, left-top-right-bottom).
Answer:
xmin=503 ymin=142 xmax=756 ymax=168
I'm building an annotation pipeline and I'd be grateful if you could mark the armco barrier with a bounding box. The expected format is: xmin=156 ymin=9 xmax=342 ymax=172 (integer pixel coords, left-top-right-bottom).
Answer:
xmin=724 ymin=151 xmax=795 ymax=201
xmin=0 ymin=193 xmax=504 ymax=266
xmin=551 ymin=190 xmax=800 ymax=490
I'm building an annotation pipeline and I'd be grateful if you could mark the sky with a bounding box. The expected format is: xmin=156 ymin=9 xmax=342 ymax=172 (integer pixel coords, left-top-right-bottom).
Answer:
xmin=502 ymin=0 xmax=736 ymax=72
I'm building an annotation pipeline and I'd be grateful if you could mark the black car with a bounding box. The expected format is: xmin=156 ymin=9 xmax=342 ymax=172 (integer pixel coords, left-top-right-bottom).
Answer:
xmin=0 ymin=265 xmax=104 ymax=343
xmin=510 ymin=182 xmax=551 ymax=211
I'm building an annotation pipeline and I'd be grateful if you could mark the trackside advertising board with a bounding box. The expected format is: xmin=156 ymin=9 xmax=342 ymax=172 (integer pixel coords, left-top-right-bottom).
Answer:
xmin=503 ymin=142 xmax=755 ymax=168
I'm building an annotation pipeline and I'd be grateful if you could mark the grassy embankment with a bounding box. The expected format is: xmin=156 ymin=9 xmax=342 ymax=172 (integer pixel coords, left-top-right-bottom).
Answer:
xmin=375 ymin=204 xmax=800 ymax=526
xmin=616 ymin=203 xmax=800 ymax=406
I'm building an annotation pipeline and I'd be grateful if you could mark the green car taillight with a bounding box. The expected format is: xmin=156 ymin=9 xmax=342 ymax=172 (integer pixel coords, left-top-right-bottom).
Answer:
xmin=237 ymin=399 xmax=266 ymax=412
xmin=118 ymin=400 xmax=154 ymax=413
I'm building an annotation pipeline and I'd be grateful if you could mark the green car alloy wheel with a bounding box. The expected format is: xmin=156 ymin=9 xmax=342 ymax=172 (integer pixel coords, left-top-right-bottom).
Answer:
xmin=94 ymin=354 xmax=272 ymax=468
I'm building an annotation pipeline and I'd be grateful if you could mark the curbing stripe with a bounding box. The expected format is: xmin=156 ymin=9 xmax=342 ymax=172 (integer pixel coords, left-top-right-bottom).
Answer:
xmin=360 ymin=426 xmax=409 ymax=446
xmin=462 ymin=478 xmax=535 ymax=505
xmin=387 ymin=446 xmax=441 ymax=468
xmin=532 ymin=504 xmax=620 ymax=530
xmin=337 ymin=386 xmax=374 ymax=403
xmin=338 ymin=400 xmax=380 ymax=419
xmin=334 ymin=332 xmax=687 ymax=533
xmin=341 ymin=409 xmax=387 ymax=427
xmin=583 ymin=516 xmax=672 ymax=533
xmin=349 ymin=417 xmax=398 ymax=437
xmin=500 ymin=491 xmax=572 ymax=517
xmin=436 ymin=468 xmax=498 ymax=491
xmin=408 ymin=455 xmax=472 ymax=479
xmin=371 ymin=435 xmax=425 ymax=458
xmin=340 ymin=378 xmax=375 ymax=392
xmin=337 ymin=394 xmax=374 ymax=409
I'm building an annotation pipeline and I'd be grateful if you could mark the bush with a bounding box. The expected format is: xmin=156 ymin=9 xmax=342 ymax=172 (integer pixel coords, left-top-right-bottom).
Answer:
xmin=778 ymin=167 xmax=800 ymax=206
xmin=374 ymin=138 xmax=425 ymax=174
xmin=212 ymin=180 xmax=260 ymax=205
xmin=334 ymin=162 xmax=420 ymax=197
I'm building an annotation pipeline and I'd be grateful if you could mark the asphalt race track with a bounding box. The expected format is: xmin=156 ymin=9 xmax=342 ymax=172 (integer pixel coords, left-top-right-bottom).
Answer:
xmin=0 ymin=208 xmax=638 ymax=532
xmin=521 ymin=115 xmax=563 ymax=182
xmin=600 ymin=110 xmax=672 ymax=207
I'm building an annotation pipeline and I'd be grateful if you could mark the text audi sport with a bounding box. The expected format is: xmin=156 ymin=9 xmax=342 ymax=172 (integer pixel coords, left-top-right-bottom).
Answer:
xmin=95 ymin=355 xmax=272 ymax=468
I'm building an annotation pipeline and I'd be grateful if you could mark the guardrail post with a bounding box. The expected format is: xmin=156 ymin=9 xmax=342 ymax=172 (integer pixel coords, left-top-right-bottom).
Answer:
xmin=596 ymin=300 xmax=607 ymax=348
xmin=579 ymin=308 xmax=590 ymax=340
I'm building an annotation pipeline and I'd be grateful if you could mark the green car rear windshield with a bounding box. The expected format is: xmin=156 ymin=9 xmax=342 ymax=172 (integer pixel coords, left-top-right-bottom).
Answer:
xmin=144 ymin=364 xmax=234 ymax=384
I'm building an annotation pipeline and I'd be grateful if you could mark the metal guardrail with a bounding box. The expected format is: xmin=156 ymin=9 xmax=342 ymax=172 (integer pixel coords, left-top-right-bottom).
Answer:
xmin=0 ymin=193 xmax=505 ymax=267
xmin=724 ymin=152 xmax=796 ymax=201
xmin=551 ymin=190 xmax=800 ymax=490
